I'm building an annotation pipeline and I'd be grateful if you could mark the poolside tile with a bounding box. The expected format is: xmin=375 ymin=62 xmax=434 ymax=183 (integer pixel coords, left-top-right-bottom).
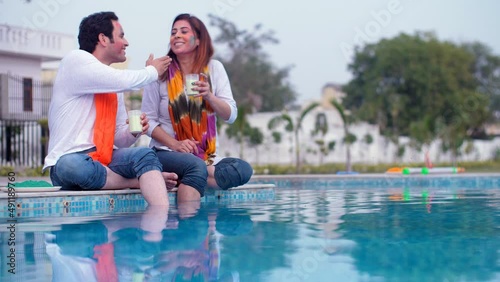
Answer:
xmin=2 ymin=174 xmax=500 ymax=218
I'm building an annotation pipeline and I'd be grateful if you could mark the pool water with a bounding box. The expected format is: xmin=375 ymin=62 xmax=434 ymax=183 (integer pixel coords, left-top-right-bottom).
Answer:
xmin=1 ymin=185 xmax=499 ymax=282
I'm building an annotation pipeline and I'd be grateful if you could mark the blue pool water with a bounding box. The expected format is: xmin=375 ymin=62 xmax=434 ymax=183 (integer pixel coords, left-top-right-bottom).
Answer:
xmin=1 ymin=177 xmax=500 ymax=282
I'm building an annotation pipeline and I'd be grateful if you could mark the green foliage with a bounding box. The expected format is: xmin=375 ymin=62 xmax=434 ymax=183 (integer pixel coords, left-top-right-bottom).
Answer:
xmin=208 ymin=14 xmax=297 ymax=111
xmin=271 ymin=132 xmax=282 ymax=143
xmin=363 ymin=133 xmax=373 ymax=145
xmin=493 ymin=147 xmax=500 ymax=161
xmin=397 ymin=145 xmax=406 ymax=158
xmin=23 ymin=166 xmax=49 ymax=177
xmin=225 ymin=104 xmax=263 ymax=157
xmin=344 ymin=133 xmax=357 ymax=145
xmin=248 ymin=127 xmax=264 ymax=146
xmin=462 ymin=42 xmax=500 ymax=122
xmin=330 ymin=98 xmax=355 ymax=171
xmin=0 ymin=166 xmax=15 ymax=176
xmin=0 ymin=166 xmax=48 ymax=177
xmin=328 ymin=141 xmax=336 ymax=151
xmin=252 ymin=160 xmax=500 ymax=175
xmin=268 ymin=103 xmax=319 ymax=172
xmin=37 ymin=118 xmax=48 ymax=128
xmin=343 ymin=31 xmax=495 ymax=161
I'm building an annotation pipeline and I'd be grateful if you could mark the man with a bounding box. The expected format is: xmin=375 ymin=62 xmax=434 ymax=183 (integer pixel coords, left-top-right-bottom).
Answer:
xmin=43 ymin=11 xmax=174 ymax=206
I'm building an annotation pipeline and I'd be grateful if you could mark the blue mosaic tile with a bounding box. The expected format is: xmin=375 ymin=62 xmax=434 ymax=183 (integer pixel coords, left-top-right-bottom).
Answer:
xmin=2 ymin=175 xmax=499 ymax=219
xmin=0 ymin=186 xmax=276 ymax=218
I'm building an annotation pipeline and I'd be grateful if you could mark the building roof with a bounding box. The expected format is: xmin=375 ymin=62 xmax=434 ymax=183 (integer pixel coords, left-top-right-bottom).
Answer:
xmin=0 ymin=24 xmax=75 ymax=62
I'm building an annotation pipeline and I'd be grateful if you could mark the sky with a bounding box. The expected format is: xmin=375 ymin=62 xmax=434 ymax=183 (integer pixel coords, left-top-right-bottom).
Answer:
xmin=1 ymin=0 xmax=500 ymax=103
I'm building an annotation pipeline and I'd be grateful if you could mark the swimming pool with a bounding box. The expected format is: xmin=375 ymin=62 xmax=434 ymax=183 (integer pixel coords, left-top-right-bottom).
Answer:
xmin=1 ymin=174 xmax=499 ymax=281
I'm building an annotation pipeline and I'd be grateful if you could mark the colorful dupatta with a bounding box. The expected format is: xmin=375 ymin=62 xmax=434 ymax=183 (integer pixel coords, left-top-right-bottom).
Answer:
xmin=167 ymin=61 xmax=217 ymax=165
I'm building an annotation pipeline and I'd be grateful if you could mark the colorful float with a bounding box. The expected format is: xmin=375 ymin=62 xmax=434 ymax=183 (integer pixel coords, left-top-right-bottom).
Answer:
xmin=385 ymin=167 xmax=466 ymax=174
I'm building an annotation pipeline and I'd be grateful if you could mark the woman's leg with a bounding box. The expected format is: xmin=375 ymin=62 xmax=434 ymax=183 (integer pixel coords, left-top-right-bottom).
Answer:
xmin=156 ymin=149 xmax=208 ymax=202
xmin=209 ymin=158 xmax=253 ymax=190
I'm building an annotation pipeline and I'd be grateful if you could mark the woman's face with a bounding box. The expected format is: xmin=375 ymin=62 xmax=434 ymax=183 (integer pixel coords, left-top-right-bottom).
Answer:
xmin=170 ymin=19 xmax=199 ymax=56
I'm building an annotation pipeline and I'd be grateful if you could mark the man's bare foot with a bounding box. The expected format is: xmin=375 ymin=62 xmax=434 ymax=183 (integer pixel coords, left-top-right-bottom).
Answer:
xmin=162 ymin=172 xmax=178 ymax=189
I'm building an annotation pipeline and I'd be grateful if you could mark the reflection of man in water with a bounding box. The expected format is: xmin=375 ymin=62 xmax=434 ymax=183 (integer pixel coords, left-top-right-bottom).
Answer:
xmin=45 ymin=205 xmax=168 ymax=282
xmin=45 ymin=220 xmax=110 ymax=282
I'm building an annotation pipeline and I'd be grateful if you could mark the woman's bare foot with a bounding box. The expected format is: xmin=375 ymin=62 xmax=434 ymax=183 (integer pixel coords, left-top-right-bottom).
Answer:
xmin=162 ymin=172 xmax=178 ymax=189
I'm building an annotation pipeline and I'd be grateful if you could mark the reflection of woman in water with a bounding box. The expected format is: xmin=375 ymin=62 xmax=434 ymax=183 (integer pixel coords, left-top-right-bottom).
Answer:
xmin=145 ymin=208 xmax=252 ymax=281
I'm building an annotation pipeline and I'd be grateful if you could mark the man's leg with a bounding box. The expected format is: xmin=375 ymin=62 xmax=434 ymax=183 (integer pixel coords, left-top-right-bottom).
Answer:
xmin=108 ymin=147 xmax=170 ymax=206
xmin=50 ymin=151 xmax=108 ymax=190
xmin=51 ymin=149 xmax=171 ymax=206
xmin=51 ymin=150 xmax=176 ymax=190
xmin=102 ymin=168 xmax=177 ymax=189
xmin=140 ymin=204 xmax=169 ymax=242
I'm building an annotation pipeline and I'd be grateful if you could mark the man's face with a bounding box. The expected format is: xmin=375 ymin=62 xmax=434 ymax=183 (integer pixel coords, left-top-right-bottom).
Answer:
xmin=105 ymin=20 xmax=128 ymax=64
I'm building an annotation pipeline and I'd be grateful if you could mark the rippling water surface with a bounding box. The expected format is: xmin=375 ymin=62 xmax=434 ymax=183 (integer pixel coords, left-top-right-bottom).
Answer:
xmin=1 ymin=186 xmax=499 ymax=282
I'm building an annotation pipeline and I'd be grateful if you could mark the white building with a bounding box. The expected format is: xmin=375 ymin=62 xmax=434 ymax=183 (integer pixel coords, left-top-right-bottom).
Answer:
xmin=0 ymin=24 xmax=75 ymax=167
xmin=0 ymin=24 xmax=75 ymax=121
xmin=217 ymin=84 xmax=500 ymax=166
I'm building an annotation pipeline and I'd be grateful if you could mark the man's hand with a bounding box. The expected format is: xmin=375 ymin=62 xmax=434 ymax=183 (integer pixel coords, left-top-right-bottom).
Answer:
xmin=128 ymin=113 xmax=149 ymax=137
xmin=146 ymin=54 xmax=172 ymax=78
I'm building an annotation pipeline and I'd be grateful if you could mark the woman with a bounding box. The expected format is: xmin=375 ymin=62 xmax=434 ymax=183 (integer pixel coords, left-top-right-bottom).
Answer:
xmin=142 ymin=13 xmax=253 ymax=200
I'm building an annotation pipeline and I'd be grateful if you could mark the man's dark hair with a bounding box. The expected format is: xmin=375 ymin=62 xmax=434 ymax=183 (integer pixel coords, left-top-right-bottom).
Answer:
xmin=78 ymin=11 xmax=118 ymax=53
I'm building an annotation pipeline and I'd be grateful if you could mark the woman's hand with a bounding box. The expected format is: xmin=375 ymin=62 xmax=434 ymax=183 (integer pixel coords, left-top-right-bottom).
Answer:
xmin=140 ymin=113 xmax=150 ymax=135
xmin=172 ymin=139 xmax=199 ymax=154
xmin=193 ymin=74 xmax=215 ymax=101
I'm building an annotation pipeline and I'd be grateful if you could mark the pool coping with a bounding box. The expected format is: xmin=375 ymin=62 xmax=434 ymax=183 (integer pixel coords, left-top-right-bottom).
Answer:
xmin=2 ymin=173 xmax=500 ymax=199
xmin=0 ymin=183 xmax=276 ymax=199
xmin=1 ymin=173 xmax=499 ymax=218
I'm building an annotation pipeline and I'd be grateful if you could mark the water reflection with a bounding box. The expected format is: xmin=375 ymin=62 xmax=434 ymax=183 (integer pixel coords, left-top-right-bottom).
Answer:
xmin=42 ymin=204 xmax=257 ymax=282
xmin=0 ymin=187 xmax=499 ymax=282
xmin=340 ymin=188 xmax=500 ymax=282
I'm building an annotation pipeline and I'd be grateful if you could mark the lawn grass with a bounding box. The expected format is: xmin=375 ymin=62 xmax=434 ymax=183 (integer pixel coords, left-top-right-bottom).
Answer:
xmin=1 ymin=160 xmax=499 ymax=177
xmin=252 ymin=160 xmax=500 ymax=175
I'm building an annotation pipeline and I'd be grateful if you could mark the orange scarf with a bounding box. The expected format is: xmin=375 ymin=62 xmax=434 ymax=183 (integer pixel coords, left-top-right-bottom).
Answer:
xmin=93 ymin=243 xmax=118 ymax=282
xmin=88 ymin=93 xmax=117 ymax=166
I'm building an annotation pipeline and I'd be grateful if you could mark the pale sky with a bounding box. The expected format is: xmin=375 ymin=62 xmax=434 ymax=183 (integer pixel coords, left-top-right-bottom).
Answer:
xmin=1 ymin=0 xmax=499 ymax=103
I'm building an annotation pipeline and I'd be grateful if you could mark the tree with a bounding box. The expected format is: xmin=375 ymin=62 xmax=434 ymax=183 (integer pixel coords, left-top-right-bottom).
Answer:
xmin=208 ymin=14 xmax=297 ymax=112
xmin=331 ymin=99 xmax=356 ymax=172
xmin=462 ymin=42 xmax=500 ymax=122
xmin=225 ymin=105 xmax=253 ymax=158
xmin=343 ymin=32 xmax=492 ymax=162
xmin=247 ymin=126 xmax=264 ymax=164
xmin=268 ymin=102 xmax=319 ymax=173
xmin=311 ymin=112 xmax=334 ymax=165
xmin=363 ymin=133 xmax=373 ymax=146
